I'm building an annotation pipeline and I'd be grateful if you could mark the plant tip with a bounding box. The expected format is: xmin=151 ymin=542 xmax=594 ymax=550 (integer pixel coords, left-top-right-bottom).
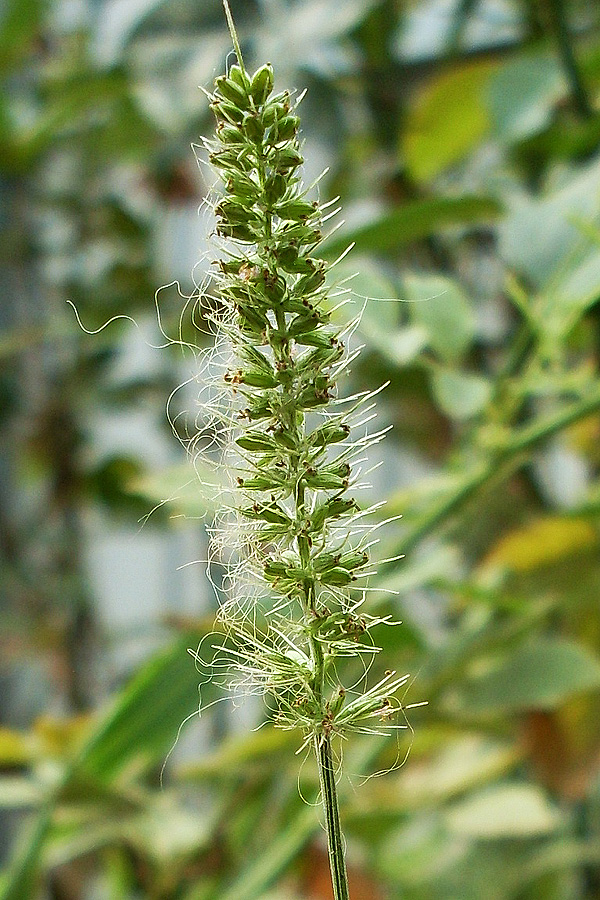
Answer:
xmin=222 ymin=0 xmax=245 ymax=70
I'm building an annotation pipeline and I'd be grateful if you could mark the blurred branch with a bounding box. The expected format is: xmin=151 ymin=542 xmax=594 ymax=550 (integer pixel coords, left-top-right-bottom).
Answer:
xmin=394 ymin=380 xmax=600 ymax=559
xmin=544 ymin=0 xmax=593 ymax=118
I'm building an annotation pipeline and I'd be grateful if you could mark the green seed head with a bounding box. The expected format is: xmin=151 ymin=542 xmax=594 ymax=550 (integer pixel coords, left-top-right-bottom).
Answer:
xmin=196 ymin=7 xmax=408 ymax=749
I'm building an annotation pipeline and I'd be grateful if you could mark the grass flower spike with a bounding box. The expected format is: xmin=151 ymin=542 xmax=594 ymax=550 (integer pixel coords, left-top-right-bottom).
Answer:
xmin=192 ymin=4 xmax=414 ymax=896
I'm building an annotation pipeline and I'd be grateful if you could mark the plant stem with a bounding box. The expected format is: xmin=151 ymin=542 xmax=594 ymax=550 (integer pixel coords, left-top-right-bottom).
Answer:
xmin=297 ymin=450 xmax=350 ymax=897
xmin=545 ymin=0 xmax=592 ymax=119
xmin=393 ymin=382 xmax=600 ymax=560
xmin=222 ymin=0 xmax=245 ymax=71
xmin=315 ymin=734 xmax=350 ymax=900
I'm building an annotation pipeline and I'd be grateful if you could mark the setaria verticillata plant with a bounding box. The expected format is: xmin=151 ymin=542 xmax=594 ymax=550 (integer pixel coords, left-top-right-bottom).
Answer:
xmin=187 ymin=3 xmax=419 ymax=897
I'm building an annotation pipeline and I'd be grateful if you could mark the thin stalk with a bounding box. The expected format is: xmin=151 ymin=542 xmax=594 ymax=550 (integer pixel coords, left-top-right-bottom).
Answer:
xmin=223 ymin=0 xmax=245 ymax=71
xmin=545 ymin=0 xmax=592 ymax=119
xmin=297 ymin=452 xmax=349 ymax=897
xmin=315 ymin=735 xmax=350 ymax=900
xmin=392 ymin=381 xmax=600 ymax=560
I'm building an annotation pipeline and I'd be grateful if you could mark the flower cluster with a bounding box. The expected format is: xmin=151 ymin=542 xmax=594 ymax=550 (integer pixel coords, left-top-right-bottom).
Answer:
xmin=195 ymin=31 xmax=409 ymax=751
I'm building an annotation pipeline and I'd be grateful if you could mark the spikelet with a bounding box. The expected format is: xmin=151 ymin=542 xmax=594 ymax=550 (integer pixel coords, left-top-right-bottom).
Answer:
xmin=188 ymin=4 xmax=412 ymax=756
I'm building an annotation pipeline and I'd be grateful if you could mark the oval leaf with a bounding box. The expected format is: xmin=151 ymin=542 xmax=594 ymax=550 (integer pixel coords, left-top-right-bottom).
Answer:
xmin=403 ymin=61 xmax=497 ymax=181
xmin=445 ymin=783 xmax=561 ymax=838
xmin=454 ymin=638 xmax=600 ymax=714
xmin=430 ymin=369 xmax=491 ymax=420
xmin=405 ymin=274 xmax=475 ymax=362
xmin=481 ymin=516 xmax=597 ymax=574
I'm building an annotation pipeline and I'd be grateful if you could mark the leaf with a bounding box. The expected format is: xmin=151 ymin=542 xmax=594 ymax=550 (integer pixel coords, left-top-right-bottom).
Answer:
xmin=445 ymin=783 xmax=562 ymax=837
xmin=499 ymin=160 xmax=600 ymax=288
xmin=374 ymin=324 xmax=429 ymax=367
xmin=403 ymin=60 xmax=498 ymax=181
xmin=481 ymin=516 xmax=598 ymax=574
xmin=323 ymin=195 xmax=501 ymax=258
xmin=487 ymin=54 xmax=565 ymax=143
xmin=0 ymin=777 xmax=41 ymax=809
xmin=218 ymin=804 xmax=317 ymax=900
xmin=179 ymin=727 xmax=298 ymax=780
xmin=76 ymin=632 xmax=209 ymax=781
xmin=45 ymin=819 xmax=131 ymax=870
xmin=91 ymin=0 xmax=170 ymax=66
xmin=130 ymin=463 xmax=226 ymax=518
xmin=0 ymin=634 xmax=209 ymax=900
xmin=452 ymin=638 xmax=600 ymax=715
xmin=405 ymin=274 xmax=475 ymax=362
xmin=545 ymin=246 xmax=600 ymax=337
xmin=119 ymin=793 xmax=215 ymax=863
xmin=0 ymin=812 xmax=53 ymax=900
xmin=0 ymin=0 xmax=43 ymax=75
xmin=13 ymin=71 xmax=142 ymax=163
xmin=0 ymin=729 xmax=31 ymax=766
xmin=331 ymin=259 xmax=426 ymax=366
xmin=430 ymin=369 xmax=491 ymax=420
xmin=398 ymin=735 xmax=519 ymax=807
xmin=349 ymin=275 xmax=427 ymax=367
xmin=376 ymin=543 xmax=462 ymax=600
xmin=377 ymin=814 xmax=466 ymax=885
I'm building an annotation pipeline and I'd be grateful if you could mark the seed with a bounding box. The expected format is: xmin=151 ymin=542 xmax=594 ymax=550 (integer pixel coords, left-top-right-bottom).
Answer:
xmin=215 ymin=74 xmax=249 ymax=108
xmin=250 ymin=64 xmax=274 ymax=104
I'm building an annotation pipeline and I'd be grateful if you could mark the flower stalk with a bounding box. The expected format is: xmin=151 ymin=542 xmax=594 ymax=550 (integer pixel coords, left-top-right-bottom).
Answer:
xmin=193 ymin=3 xmax=412 ymax=896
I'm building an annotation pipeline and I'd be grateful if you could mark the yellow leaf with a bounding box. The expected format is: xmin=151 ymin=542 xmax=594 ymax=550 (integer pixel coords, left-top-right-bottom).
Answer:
xmin=0 ymin=727 xmax=31 ymax=765
xmin=403 ymin=60 xmax=498 ymax=182
xmin=33 ymin=714 xmax=92 ymax=758
xmin=481 ymin=517 xmax=597 ymax=573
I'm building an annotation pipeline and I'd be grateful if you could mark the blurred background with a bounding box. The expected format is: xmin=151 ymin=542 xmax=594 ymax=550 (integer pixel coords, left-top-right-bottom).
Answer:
xmin=2 ymin=0 xmax=600 ymax=897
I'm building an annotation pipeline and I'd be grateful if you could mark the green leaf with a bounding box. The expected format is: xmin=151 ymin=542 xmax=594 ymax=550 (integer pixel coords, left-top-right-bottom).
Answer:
xmin=0 ymin=811 xmax=53 ymax=900
xmin=398 ymin=735 xmax=519 ymax=808
xmin=0 ymin=634 xmax=209 ymax=900
xmin=430 ymin=369 xmax=491 ymax=420
xmin=130 ymin=462 xmax=226 ymax=517
xmin=218 ymin=804 xmax=316 ymax=900
xmin=544 ymin=245 xmax=600 ymax=338
xmin=403 ymin=60 xmax=497 ymax=181
xmin=405 ymin=274 xmax=475 ymax=362
xmin=499 ymin=161 xmax=600 ymax=288
xmin=76 ymin=632 xmax=208 ymax=781
xmin=452 ymin=638 xmax=600 ymax=715
xmin=487 ymin=54 xmax=565 ymax=143
xmin=13 ymin=72 xmax=156 ymax=164
xmin=179 ymin=727 xmax=298 ymax=780
xmin=445 ymin=783 xmax=562 ymax=838
xmin=0 ymin=0 xmax=44 ymax=76
xmin=323 ymin=196 xmax=501 ymax=259
xmin=0 ymin=777 xmax=41 ymax=809
xmin=334 ymin=259 xmax=428 ymax=367
xmin=116 ymin=792 xmax=215 ymax=864
xmin=377 ymin=814 xmax=465 ymax=886
xmin=45 ymin=819 xmax=132 ymax=870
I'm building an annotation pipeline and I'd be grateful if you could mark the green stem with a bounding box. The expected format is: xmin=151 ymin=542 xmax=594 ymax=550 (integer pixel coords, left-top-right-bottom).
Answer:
xmin=545 ymin=0 xmax=592 ymax=119
xmin=295 ymin=437 xmax=349 ymax=898
xmin=395 ymin=381 xmax=600 ymax=559
xmin=506 ymin=383 xmax=600 ymax=453
xmin=315 ymin=735 xmax=351 ymax=900
xmin=222 ymin=0 xmax=245 ymax=71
